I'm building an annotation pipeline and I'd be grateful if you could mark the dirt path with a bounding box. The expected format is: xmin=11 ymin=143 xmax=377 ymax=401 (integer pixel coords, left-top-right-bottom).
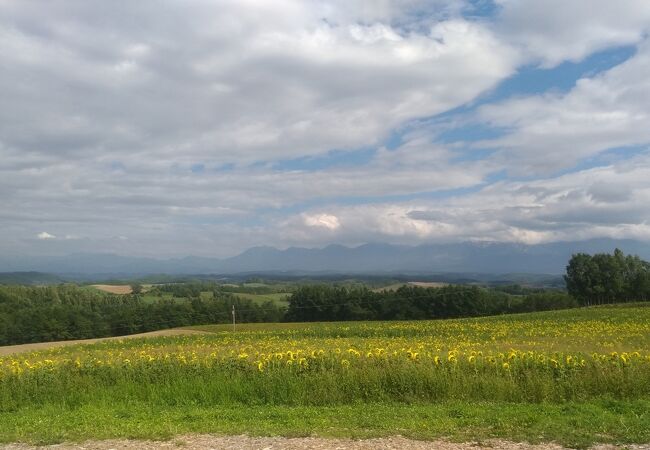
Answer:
xmin=0 ymin=329 xmax=209 ymax=356
xmin=1 ymin=435 xmax=648 ymax=450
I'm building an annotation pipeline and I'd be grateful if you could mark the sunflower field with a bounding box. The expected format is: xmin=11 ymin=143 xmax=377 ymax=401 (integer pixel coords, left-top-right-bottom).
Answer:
xmin=3 ymin=304 xmax=650 ymax=411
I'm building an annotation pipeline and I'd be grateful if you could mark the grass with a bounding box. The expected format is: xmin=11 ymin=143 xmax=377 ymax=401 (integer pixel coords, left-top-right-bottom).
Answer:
xmin=2 ymin=304 xmax=650 ymax=446
xmin=2 ymin=401 xmax=649 ymax=447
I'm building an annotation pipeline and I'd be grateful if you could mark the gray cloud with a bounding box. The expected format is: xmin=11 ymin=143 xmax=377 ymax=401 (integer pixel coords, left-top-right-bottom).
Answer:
xmin=587 ymin=183 xmax=632 ymax=203
xmin=278 ymin=156 xmax=650 ymax=248
xmin=494 ymin=0 xmax=650 ymax=66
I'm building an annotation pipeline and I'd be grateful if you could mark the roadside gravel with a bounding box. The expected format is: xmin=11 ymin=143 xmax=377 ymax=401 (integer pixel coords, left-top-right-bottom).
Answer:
xmin=2 ymin=435 xmax=649 ymax=450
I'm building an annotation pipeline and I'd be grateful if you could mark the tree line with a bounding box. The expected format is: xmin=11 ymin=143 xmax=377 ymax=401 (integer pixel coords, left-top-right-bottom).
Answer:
xmin=564 ymin=248 xmax=650 ymax=305
xmin=0 ymin=282 xmax=576 ymax=346
xmin=0 ymin=285 xmax=283 ymax=346
xmin=284 ymin=284 xmax=576 ymax=322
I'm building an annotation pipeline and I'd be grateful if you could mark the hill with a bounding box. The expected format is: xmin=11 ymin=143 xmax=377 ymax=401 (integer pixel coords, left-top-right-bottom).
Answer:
xmin=0 ymin=272 xmax=63 ymax=285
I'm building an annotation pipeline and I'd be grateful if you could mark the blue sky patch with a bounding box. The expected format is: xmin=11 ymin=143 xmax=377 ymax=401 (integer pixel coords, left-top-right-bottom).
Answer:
xmin=491 ymin=45 xmax=636 ymax=100
xmin=271 ymin=148 xmax=376 ymax=172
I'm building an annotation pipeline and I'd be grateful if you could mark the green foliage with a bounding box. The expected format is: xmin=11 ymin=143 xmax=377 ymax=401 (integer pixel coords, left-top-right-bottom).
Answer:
xmin=232 ymin=292 xmax=290 ymax=307
xmin=0 ymin=272 xmax=63 ymax=285
xmin=149 ymin=281 xmax=293 ymax=297
xmin=565 ymin=248 xmax=650 ymax=305
xmin=0 ymin=284 xmax=284 ymax=346
xmin=284 ymin=284 xmax=577 ymax=322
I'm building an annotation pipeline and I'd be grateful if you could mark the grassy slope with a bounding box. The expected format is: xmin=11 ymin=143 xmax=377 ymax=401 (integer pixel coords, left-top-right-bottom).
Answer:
xmin=2 ymin=304 xmax=650 ymax=446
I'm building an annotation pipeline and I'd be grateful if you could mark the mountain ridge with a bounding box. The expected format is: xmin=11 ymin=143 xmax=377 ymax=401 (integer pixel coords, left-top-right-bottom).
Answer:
xmin=2 ymin=238 xmax=650 ymax=277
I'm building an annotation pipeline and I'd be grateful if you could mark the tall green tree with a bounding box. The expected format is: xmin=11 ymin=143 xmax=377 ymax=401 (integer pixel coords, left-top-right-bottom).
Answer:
xmin=565 ymin=249 xmax=650 ymax=305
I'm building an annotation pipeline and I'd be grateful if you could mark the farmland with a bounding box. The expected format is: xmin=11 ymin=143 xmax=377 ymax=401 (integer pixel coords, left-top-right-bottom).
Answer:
xmin=373 ymin=281 xmax=449 ymax=292
xmin=90 ymin=284 xmax=137 ymax=295
xmin=1 ymin=304 xmax=650 ymax=446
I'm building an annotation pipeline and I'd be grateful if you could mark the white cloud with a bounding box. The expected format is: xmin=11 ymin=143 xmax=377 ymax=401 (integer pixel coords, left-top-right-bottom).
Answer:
xmin=0 ymin=1 xmax=518 ymax=165
xmin=303 ymin=214 xmax=341 ymax=230
xmin=475 ymin=39 xmax=650 ymax=174
xmin=37 ymin=232 xmax=56 ymax=240
xmin=495 ymin=0 xmax=650 ymax=67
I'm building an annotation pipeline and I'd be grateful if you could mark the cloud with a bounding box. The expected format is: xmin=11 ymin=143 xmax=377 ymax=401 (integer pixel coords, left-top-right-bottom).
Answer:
xmin=475 ymin=39 xmax=650 ymax=174
xmin=37 ymin=232 xmax=56 ymax=240
xmin=303 ymin=214 xmax=341 ymax=230
xmin=0 ymin=1 xmax=518 ymax=165
xmin=587 ymin=183 xmax=632 ymax=204
xmin=494 ymin=0 xmax=650 ymax=67
xmin=1 ymin=1 xmax=649 ymax=259
xmin=277 ymin=155 xmax=650 ymax=247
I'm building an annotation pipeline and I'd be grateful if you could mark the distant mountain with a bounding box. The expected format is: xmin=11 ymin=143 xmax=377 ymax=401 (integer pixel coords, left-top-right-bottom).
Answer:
xmin=1 ymin=238 xmax=650 ymax=277
xmin=0 ymin=272 xmax=64 ymax=285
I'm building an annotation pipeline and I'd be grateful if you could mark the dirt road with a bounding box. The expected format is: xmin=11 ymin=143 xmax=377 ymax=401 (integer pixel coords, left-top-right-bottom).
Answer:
xmin=0 ymin=329 xmax=209 ymax=356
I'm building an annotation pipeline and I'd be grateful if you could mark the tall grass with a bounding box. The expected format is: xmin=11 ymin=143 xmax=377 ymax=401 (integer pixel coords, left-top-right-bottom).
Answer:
xmin=3 ymin=354 xmax=649 ymax=412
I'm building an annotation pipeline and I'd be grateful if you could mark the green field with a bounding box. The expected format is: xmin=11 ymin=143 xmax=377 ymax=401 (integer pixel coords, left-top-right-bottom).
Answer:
xmin=1 ymin=305 xmax=650 ymax=446
xmin=232 ymin=291 xmax=291 ymax=306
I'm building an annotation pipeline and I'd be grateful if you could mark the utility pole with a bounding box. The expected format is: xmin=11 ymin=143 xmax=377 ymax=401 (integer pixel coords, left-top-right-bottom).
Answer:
xmin=232 ymin=304 xmax=236 ymax=332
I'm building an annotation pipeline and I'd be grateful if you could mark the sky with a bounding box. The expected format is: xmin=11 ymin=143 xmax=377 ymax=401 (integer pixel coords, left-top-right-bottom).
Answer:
xmin=2 ymin=0 xmax=650 ymax=258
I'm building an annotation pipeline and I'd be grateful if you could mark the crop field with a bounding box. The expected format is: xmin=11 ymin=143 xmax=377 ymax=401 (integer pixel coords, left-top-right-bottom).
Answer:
xmin=90 ymin=284 xmax=153 ymax=295
xmin=89 ymin=284 xmax=134 ymax=294
xmin=373 ymin=281 xmax=449 ymax=292
xmin=1 ymin=305 xmax=650 ymax=446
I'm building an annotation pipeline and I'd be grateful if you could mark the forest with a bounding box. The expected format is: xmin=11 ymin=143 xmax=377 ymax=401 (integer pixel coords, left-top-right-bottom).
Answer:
xmin=284 ymin=284 xmax=576 ymax=322
xmin=0 ymin=285 xmax=283 ymax=346
xmin=0 ymin=282 xmax=574 ymax=346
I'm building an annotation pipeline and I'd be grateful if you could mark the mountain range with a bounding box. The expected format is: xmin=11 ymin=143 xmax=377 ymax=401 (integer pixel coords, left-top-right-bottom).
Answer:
xmin=2 ymin=238 xmax=650 ymax=278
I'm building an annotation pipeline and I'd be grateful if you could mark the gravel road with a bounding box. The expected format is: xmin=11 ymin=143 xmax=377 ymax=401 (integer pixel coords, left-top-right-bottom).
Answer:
xmin=2 ymin=435 xmax=649 ymax=450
